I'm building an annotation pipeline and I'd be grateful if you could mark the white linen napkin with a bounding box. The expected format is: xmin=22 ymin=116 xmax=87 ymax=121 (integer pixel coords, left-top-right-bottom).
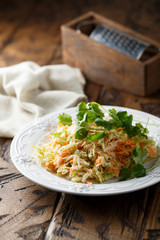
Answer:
xmin=0 ymin=61 xmax=87 ymax=138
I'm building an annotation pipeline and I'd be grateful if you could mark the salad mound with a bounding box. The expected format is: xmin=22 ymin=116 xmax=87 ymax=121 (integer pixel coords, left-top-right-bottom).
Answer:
xmin=32 ymin=102 xmax=160 ymax=184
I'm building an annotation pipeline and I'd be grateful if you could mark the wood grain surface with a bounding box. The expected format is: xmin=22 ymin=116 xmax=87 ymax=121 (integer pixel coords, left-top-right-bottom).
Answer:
xmin=0 ymin=1 xmax=160 ymax=239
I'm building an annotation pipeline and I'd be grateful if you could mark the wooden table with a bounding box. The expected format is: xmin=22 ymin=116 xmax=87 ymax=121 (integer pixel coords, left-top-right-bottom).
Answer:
xmin=1 ymin=1 xmax=160 ymax=239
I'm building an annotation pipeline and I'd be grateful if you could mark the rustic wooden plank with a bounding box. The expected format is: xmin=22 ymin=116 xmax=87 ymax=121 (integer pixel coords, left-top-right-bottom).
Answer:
xmin=141 ymin=184 xmax=160 ymax=240
xmin=0 ymin=138 xmax=58 ymax=240
xmin=44 ymin=188 xmax=153 ymax=240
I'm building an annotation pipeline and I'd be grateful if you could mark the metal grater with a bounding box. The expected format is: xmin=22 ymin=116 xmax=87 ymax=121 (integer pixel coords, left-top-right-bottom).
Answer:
xmin=77 ymin=21 xmax=159 ymax=61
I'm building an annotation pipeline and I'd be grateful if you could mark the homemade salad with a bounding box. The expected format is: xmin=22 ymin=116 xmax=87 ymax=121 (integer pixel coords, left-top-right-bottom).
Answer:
xmin=31 ymin=102 xmax=160 ymax=184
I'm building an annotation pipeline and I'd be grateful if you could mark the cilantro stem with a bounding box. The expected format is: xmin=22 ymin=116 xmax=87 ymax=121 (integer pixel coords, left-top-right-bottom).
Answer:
xmin=133 ymin=119 xmax=160 ymax=127
xmin=143 ymin=155 xmax=160 ymax=163
xmin=145 ymin=118 xmax=149 ymax=128
xmin=91 ymin=102 xmax=110 ymax=115
xmin=146 ymin=161 xmax=160 ymax=172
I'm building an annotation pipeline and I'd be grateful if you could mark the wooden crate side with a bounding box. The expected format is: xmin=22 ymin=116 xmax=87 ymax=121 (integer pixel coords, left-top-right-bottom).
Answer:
xmin=145 ymin=54 xmax=160 ymax=95
xmin=61 ymin=26 xmax=145 ymax=96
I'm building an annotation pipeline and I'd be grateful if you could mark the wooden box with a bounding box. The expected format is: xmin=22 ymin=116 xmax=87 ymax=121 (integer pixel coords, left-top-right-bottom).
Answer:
xmin=61 ymin=11 xmax=160 ymax=96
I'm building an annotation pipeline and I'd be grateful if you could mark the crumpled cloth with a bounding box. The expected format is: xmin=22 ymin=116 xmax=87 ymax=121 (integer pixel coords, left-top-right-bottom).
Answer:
xmin=0 ymin=61 xmax=87 ymax=138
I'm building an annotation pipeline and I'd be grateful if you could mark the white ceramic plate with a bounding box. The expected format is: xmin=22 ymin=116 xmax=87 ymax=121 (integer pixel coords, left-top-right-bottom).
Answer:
xmin=10 ymin=106 xmax=160 ymax=196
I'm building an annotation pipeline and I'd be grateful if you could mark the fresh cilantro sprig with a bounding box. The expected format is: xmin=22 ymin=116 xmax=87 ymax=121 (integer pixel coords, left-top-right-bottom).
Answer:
xmin=120 ymin=163 xmax=146 ymax=181
xmin=57 ymin=102 xmax=107 ymax=141
xmin=76 ymin=102 xmax=104 ymax=123
xmin=119 ymin=168 xmax=131 ymax=181
xmin=120 ymin=146 xmax=148 ymax=180
xmin=131 ymin=164 xmax=146 ymax=178
xmin=58 ymin=113 xmax=72 ymax=126
xmin=58 ymin=102 xmax=149 ymax=142
xmin=86 ymin=132 xmax=108 ymax=142
xmin=96 ymin=109 xmax=148 ymax=138
xmin=132 ymin=146 xmax=148 ymax=164
xmin=75 ymin=102 xmax=105 ymax=141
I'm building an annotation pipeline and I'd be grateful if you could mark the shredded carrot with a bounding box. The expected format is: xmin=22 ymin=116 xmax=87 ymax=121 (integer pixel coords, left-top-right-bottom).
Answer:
xmin=59 ymin=148 xmax=71 ymax=157
xmin=126 ymin=139 xmax=136 ymax=145
xmin=95 ymin=156 xmax=102 ymax=166
xmin=45 ymin=161 xmax=55 ymax=171
xmin=147 ymin=146 xmax=155 ymax=157
xmin=87 ymin=181 xmax=93 ymax=185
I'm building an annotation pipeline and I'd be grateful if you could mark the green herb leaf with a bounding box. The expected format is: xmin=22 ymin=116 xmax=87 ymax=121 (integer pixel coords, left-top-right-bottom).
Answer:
xmin=75 ymin=127 xmax=88 ymax=140
xmin=95 ymin=118 xmax=113 ymax=130
xmin=58 ymin=113 xmax=72 ymax=126
xmin=108 ymin=109 xmax=122 ymax=127
xmin=77 ymin=102 xmax=87 ymax=112
xmin=120 ymin=113 xmax=133 ymax=134
xmin=119 ymin=167 xmax=131 ymax=181
xmin=108 ymin=109 xmax=119 ymax=121
xmin=76 ymin=102 xmax=87 ymax=121
xmin=117 ymin=111 xmax=128 ymax=121
xmin=86 ymin=132 xmax=107 ymax=142
xmin=77 ymin=111 xmax=86 ymax=121
xmin=75 ymin=102 xmax=105 ymax=140
xmin=78 ymin=121 xmax=88 ymax=128
xmin=86 ymin=110 xmax=98 ymax=123
xmin=89 ymin=102 xmax=104 ymax=119
xmin=131 ymin=163 xmax=146 ymax=178
xmin=132 ymin=146 xmax=148 ymax=164
xmin=108 ymin=109 xmax=148 ymax=138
